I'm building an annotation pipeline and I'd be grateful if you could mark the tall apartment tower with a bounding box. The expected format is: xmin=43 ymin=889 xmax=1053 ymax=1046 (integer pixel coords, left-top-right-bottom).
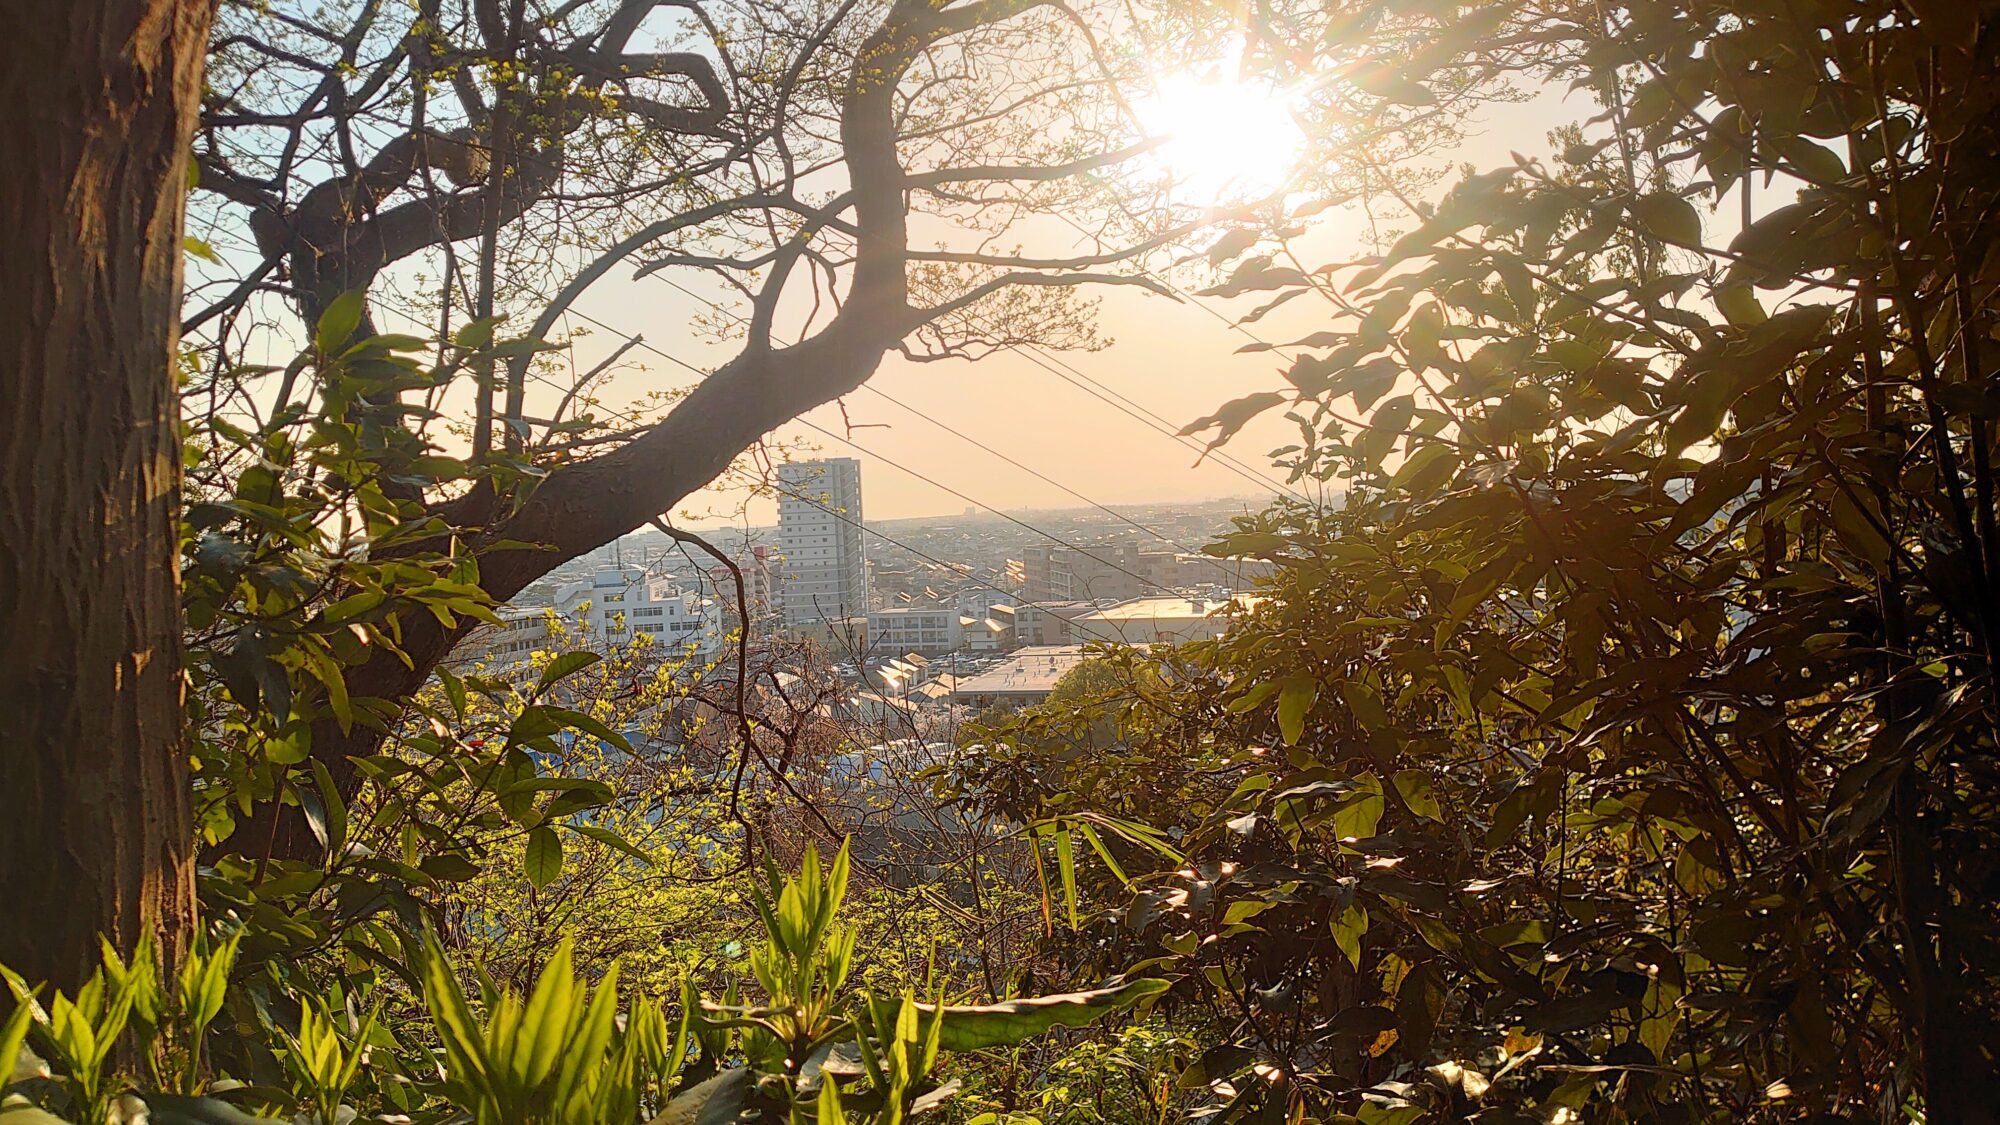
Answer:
xmin=777 ymin=458 xmax=869 ymax=629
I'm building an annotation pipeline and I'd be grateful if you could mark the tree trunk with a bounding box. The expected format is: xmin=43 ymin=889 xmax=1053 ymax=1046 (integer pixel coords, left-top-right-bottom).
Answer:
xmin=0 ymin=0 xmax=215 ymax=992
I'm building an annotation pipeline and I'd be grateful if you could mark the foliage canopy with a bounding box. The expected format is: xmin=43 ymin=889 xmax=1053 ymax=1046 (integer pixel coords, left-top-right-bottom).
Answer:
xmin=968 ymin=0 xmax=2000 ymax=1119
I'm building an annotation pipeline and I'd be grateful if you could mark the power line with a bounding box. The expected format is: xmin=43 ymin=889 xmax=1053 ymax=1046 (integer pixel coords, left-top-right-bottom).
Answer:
xmin=379 ymin=296 xmax=1166 ymax=648
xmin=852 ymin=384 xmax=1206 ymax=554
xmin=719 ymin=465 xmax=1131 ymax=648
xmin=649 ymin=272 xmax=1309 ymax=506
xmin=998 ymin=335 xmax=1311 ymax=504
xmin=437 ymin=271 xmax=1283 ymax=607
xmin=643 ymin=275 xmax=1209 ymax=555
xmin=789 ymin=415 xmax=1162 ymax=593
xmin=555 ymin=304 xmax=1169 ymax=597
xmin=1040 ymin=210 xmax=1328 ymax=501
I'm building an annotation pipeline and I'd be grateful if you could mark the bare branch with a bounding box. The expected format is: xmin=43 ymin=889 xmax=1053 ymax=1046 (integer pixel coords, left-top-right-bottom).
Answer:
xmin=910 ymin=271 xmax=1176 ymax=323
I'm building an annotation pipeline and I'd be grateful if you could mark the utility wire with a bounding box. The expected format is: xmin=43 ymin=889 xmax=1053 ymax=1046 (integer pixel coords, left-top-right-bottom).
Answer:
xmin=557 ymin=304 xmax=1171 ymax=597
xmin=379 ymin=291 xmax=1191 ymax=653
xmin=852 ymin=384 xmax=1208 ymax=554
xmin=646 ymin=275 xmax=1210 ymax=555
xmin=996 ymin=335 xmax=1311 ymax=504
xmin=650 ymin=272 xmax=1308 ymax=506
xmin=1042 ymin=209 xmax=1330 ymax=502
xmin=790 ymin=416 xmax=1162 ymax=593
xmin=717 ymin=465 xmax=1132 ymax=648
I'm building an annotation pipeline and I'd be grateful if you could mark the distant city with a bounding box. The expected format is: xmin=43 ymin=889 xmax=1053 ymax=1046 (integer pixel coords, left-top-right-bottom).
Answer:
xmin=460 ymin=459 xmax=1283 ymax=716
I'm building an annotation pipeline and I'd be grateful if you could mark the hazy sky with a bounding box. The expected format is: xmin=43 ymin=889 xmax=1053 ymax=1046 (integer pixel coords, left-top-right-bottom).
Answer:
xmin=520 ymin=87 xmax=1580 ymax=525
xmin=572 ymin=254 xmax=1335 ymax=525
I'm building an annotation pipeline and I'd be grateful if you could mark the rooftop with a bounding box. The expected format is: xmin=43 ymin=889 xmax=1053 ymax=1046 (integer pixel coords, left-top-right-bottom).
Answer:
xmin=1077 ymin=594 xmax=1264 ymax=622
xmin=950 ymin=645 xmax=1088 ymax=697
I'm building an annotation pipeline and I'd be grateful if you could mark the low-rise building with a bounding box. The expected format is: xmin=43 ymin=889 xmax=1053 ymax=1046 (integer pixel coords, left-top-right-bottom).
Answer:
xmin=1069 ymin=594 xmax=1261 ymax=645
xmin=950 ymin=645 xmax=1088 ymax=709
xmin=1017 ymin=542 xmax=1274 ymax=603
xmin=988 ymin=600 xmax=1101 ymax=647
xmin=961 ymin=612 xmax=1008 ymax=653
xmin=799 ymin=615 xmax=870 ymax=659
xmin=705 ymin=544 xmax=776 ymax=624
xmin=456 ymin=607 xmax=556 ymax=668
xmin=1141 ymin=551 xmax=1278 ymax=590
xmin=839 ymin=689 xmax=921 ymax=736
xmin=911 ymin=673 xmax=959 ymax=705
xmin=556 ymin=565 xmax=723 ymax=658
xmin=451 ymin=564 xmax=727 ymax=669
xmin=866 ymin=605 xmax=962 ymax=655
xmin=1018 ymin=542 xmax=1149 ymax=603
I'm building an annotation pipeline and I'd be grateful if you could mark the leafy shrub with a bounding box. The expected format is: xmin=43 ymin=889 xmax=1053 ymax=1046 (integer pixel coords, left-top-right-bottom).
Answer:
xmin=0 ymin=843 xmax=1161 ymax=1125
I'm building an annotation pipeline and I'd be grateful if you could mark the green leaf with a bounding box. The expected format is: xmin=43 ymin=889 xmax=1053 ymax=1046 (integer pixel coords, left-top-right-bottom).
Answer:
xmin=438 ymin=666 xmax=468 ymax=720
xmin=453 ymin=316 xmax=501 ymax=350
xmin=0 ymin=997 xmax=36 ymax=1090
xmin=1340 ymin=681 xmax=1392 ymax=732
xmin=1393 ymin=769 xmax=1444 ymax=822
xmin=919 ymin=978 xmax=1169 ymax=1052
xmin=316 ymin=290 xmax=366 ymax=354
xmin=365 ymin=333 xmax=430 ymax=353
xmin=322 ymin=590 xmax=385 ymax=625
xmin=309 ymin=759 xmax=349 ymax=858
xmin=570 ymin=824 xmax=653 ymax=865
xmin=1181 ymin=392 xmax=1288 ymax=450
xmin=1629 ymin=192 xmax=1701 ymax=245
xmin=1276 ymin=676 xmax=1316 ymax=745
xmin=301 ymin=644 xmax=352 ymax=734
xmin=1331 ymin=903 xmax=1369 ymax=968
xmin=139 ymin=1095 xmax=271 ymax=1125
xmin=486 ymin=337 xmax=557 ymax=359
xmin=1071 ymin=822 xmax=1129 ymax=885
xmin=542 ymin=707 xmax=633 ymax=754
xmin=1332 ymin=775 xmax=1386 ymax=840
xmin=420 ymin=853 xmax=481 ymax=882
xmin=1391 ymin=443 xmax=1457 ymax=493
xmin=536 ymin=651 xmax=601 ymax=695
xmin=653 ymin=1068 xmax=751 ymax=1125
xmin=1714 ymin=282 xmax=1767 ymax=327
xmin=418 ymin=929 xmax=491 ymax=1101
xmin=1207 ymin=228 xmax=1260 ymax=264
xmin=1769 ymin=134 xmax=1845 ymax=184
xmin=525 ymin=826 xmax=563 ymax=889
xmin=1225 ymin=680 xmax=1280 ymax=713
xmin=1054 ymin=828 xmax=1080 ymax=931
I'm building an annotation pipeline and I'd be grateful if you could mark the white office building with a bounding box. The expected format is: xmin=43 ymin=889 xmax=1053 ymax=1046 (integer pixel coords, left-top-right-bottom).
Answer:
xmin=452 ymin=563 xmax=724 ymax=669
xmin=778 ymin=458 xmax=869 ymax=630
xmin=555 ymin=564 xmax=724 ymax=659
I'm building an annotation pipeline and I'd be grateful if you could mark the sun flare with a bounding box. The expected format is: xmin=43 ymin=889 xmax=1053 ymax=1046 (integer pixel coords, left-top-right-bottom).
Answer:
xmin=1137 ymin=66 xmax=1305 ymax=204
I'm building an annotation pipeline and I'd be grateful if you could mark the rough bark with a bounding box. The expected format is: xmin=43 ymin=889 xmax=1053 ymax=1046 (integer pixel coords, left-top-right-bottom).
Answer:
xmin=0 ymin=0 xmax=216 ymax=990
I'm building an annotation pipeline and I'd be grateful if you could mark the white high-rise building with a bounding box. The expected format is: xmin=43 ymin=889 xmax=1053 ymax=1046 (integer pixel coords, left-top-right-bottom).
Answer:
xmin=777 ymin=458 xmax=868 ymax=629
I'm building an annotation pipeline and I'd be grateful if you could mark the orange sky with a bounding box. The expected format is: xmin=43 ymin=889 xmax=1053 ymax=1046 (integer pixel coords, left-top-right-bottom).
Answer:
xmin=527 ymin=88 xmax=1582 ymax=525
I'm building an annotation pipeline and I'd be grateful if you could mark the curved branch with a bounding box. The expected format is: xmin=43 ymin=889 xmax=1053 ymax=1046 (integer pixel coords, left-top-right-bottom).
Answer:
xmin=910 ymin=271 xmax=1176 ymax=323
xmin=904 ymin=139 xmax=1161 ymax=188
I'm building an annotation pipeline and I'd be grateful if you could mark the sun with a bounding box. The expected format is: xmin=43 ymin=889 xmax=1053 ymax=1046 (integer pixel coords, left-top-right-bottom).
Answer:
xmin=1136 ymin=64 xmax=1305 ymax=205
